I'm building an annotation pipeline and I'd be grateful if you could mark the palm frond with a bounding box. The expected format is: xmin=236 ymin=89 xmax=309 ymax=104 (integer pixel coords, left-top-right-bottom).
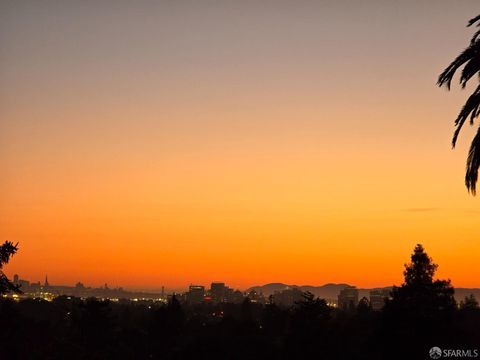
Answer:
xmin=470 ymin=29 xmax=480 ymax=44
xmin=465 ymin=126 xmax=480 ymax=194
xmin=460 ymin=44 xmax=480 ymax=87
xmin=439 ymin=14 xmax=480 ymax=194
xmin=438 ymin=46 xmax=476 ymax=89
xmin=468 ymin=14 xmax=480 ymax=27
xmin=452 ymin=85 xmax=480 ymax=147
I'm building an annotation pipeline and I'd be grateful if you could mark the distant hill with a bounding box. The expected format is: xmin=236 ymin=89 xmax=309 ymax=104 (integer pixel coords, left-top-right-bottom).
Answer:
xmin=452 ymin=288 xmax=480 ymax=303
xmin=246 ymin=283 xmax=480 ymax=303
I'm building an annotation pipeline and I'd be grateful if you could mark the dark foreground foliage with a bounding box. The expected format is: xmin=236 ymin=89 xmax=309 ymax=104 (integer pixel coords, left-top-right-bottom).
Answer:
xmin=0 ymin=241 xmax=21 ymax=295
xmin=0 ymin=293 xmax=479 ymax=360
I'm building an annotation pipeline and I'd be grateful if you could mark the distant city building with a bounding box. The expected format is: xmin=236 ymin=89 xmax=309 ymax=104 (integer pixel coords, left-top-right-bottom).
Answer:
xmin=273 ymin=287 xmax=304 ymax=306
xmin=30 ymin=281 xmax=41 ymax=292
xmin=338 ymin=286 xmax=359 ymax=310
xmin=187 ymin=285 xmax=205 ymax=304
xmin=18 ymin=279 xmax=30 ymax=289
xmin=210 ymin=282 xmax=226 ymax=303
xmin=7 ymin=274 xmax=169 ymax=302
xmin=369 ymin=289 xmax=391 ymax=311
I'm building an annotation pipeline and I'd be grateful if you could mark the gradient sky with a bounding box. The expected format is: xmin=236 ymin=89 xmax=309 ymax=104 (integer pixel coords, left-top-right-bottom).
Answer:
xmin=2 ymin=0 xmax=480 ymax=291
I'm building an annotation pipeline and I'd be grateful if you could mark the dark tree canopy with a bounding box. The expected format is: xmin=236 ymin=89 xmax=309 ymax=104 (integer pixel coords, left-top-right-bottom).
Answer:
xmin=386 ymin=244 xmax=456 ymax=315
xmin=439 ymin=14 xmax=480 ymax=194
xmin=0 ymin=241 xmax=20 ymax=295
xmin=403 ymin=244 xmax=437 ymax=286
xmin=460 ymin=294 xmax=479 ymax=310
xmin=357 ymin=296 xmax=372 ymax=314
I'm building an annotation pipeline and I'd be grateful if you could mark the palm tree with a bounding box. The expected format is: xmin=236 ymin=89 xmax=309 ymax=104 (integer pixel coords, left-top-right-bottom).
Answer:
xmin=438 ymin=14 xmax=480 ymax=194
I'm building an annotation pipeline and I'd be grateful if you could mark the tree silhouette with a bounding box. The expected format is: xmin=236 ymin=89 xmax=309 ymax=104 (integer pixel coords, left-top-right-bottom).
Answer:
xmin=403 ymin=243 xmax=437 ymax=286
xmin=0 ymin=241 xmax=21 ymax=295
xmin=438 ymin=14 xmax=480 ymax=194
xmin=240 ymin=297 xmax=254 ymax=324
xmin=286 ymin=292 xmax=333 ymax=358
xmin=381 ymin=244 xmax=456 ymax=359
xmin=290 ymin=291 xmax=332 ymax=335
xmin=386 ymin=244 xmax=456 ymax=315
xmin=460 ymin=294 xmax=479 ymax=310
xmin=357 ymin=296 xmax=372 ymax=314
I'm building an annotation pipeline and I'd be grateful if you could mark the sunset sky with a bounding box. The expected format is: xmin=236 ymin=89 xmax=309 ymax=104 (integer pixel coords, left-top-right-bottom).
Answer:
xmin=2 ymin=1 xmax=480 ymax=291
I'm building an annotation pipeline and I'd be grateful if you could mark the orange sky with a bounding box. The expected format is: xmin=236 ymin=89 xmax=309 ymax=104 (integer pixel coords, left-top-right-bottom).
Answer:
xmin=2 ymin=1 xmax=480 ymax=291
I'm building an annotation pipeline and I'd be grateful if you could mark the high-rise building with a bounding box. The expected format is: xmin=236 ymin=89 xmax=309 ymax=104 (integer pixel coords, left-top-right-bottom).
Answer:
xmin=187 ymin=285 xmax=205 ymax=304
xmin=210 ymin=282 xmax=226 ymax=303
xmin=13 ymin=274 xmax=19 ymax=285
xmin=338 ymin=286 xmax=359 ymax=310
